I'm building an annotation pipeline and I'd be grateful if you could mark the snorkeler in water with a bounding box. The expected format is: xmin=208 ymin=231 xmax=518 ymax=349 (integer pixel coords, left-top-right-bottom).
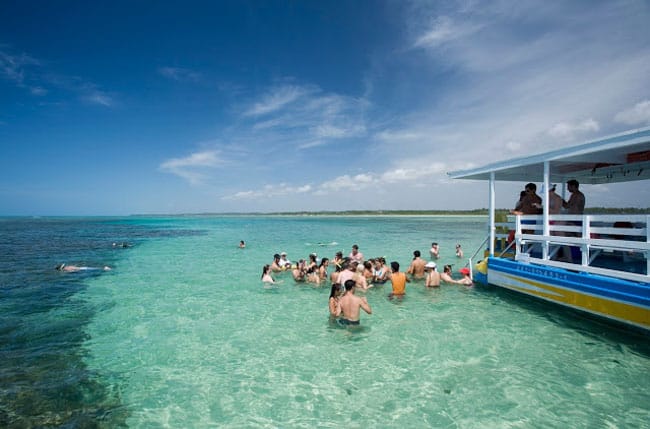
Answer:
xmin=55 ymin=263 xmax=112 ymax=272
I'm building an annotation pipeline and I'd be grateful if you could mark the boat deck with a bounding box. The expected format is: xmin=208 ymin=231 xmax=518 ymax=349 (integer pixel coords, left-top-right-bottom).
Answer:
xmin=490 ymin=214 xmax=649 ymax=282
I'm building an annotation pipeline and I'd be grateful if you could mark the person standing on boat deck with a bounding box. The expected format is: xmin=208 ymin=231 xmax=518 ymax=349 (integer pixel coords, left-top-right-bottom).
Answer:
xmin=424 ymin=262 xmax=441 ymax=287
xmin=349 ymin=244 xmax=364 ymax=263
xmin=547 ymin=184 xmax=563 ymax=236
xmin=406 ymin=250 xmax=426 ymax=279
xmin=429 ymin=242 xmax=440 ymax=260
xmin=512 ymin=190 xmax=526 ymax=213
xmin=563 ymin=179 xmax=585 ymax=215
xmin=511 ymin=183 xmax=542 ymax=234
xmin=338 ymin=279 xmax=372 ymax=326
xmin=512 ymin=183 xmax=542 ymax=215
xmin=548 ymin=185 xmax=563 ymax=215
xmin=388 ymin=261 xmax=409 ymax=298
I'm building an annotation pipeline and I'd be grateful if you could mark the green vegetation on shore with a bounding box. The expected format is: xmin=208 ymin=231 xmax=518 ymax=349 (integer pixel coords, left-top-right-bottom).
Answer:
xmin=221 ymin=207 xmax=650 ymax=216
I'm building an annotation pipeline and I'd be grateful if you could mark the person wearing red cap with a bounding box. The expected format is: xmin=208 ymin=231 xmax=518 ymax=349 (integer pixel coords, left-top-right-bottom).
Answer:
xmin=458 ymin=267 xmax=473 ymax=286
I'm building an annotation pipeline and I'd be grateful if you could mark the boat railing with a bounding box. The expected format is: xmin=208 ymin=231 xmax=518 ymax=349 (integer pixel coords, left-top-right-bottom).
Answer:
xmin=467 ymin=234 xmax=489 ymax=277
xmin=509 ymin=214 xmax=650 ymax=283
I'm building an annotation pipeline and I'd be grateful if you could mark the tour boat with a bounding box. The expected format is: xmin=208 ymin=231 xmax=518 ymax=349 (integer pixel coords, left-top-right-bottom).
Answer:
xmin=448 ymin=127 xmax=650 ymax=333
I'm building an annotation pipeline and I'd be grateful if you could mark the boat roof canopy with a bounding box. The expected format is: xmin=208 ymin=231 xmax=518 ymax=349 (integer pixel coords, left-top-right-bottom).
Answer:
xmin=448 ymin=127 xmax=650 ymax=184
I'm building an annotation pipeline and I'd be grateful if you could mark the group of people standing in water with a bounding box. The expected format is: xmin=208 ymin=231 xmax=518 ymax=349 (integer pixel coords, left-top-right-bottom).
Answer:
xmin=260 ymin=243 xmax=474 ymax=326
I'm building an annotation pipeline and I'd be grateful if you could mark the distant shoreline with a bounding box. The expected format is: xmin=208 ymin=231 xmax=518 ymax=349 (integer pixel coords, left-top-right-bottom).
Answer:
xmin=2 ymin=207 xmax=648 ymax=218
xmin=132 ymin=207 xmax=650 ymax=217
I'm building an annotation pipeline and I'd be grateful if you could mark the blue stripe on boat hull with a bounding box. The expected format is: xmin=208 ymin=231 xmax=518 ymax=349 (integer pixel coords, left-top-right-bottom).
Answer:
xmin=483 ymin=258 xmax=650 ymax=331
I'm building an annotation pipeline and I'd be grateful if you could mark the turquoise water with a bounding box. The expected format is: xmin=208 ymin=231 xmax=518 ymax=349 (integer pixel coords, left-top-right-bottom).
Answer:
xmin=2 ymin=216 xmax=649 ymax=428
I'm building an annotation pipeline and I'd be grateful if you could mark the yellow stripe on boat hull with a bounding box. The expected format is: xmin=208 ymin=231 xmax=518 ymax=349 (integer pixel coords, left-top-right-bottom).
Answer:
xmin=493 ymin=272 xmax=650 ymax=329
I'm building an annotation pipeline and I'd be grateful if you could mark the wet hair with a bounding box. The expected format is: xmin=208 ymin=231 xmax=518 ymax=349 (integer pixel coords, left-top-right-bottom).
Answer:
xmin=413 ymin=250 xmax=421 ymax=257
xmin=444 ymin=264 xmax=452 ymax=273
xmin=319 ymin=257 xmax=329 ymax=268
xmin=273 ymin=254 xmax=280 ymax=260
xmin=55 ymin=263 xmax=65 ymax=271
xmin=329 ymin=283 xmax=341 ymax=299
xmin=261 ymin=264 xmax=270 ymax=279
xmin=344 ymin=279 xmax=356 ymax=290
xmin=391 ymin=261 xmax=400 ymax=272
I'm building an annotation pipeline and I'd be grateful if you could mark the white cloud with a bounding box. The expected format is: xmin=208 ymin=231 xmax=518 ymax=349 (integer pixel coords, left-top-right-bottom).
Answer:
xmin=82 ymin=91 xmax=113 ymax=107
xmin=225 ymin=183 xmax=312 ymax=200
xmin=0 ymin=49 xmax=40 ymax=84
xmin=547 ymin=119 xmax=599 ymax=139
xmin=413 ymin=16 xmax=481 ymax=49
xmin=311 ymin=123 xmax=366 ymax=139
xmin=614 ymin=100 xmax=650 ymax=125
xmin=244 ymin=85 xmax=313 ymax=116
xmin=160 ymin=150 xmax=225 ymax=185
xmin=158 ymin=66 xmax=201 ymax=82
xmin=225 ymin=162 xmax=449 ymax=201
xmin=242 ymin=82 xmax=369 ymax=151
xmin=375 ymin=130 xmax=423 ymax=142
xmin=1 ymin=47 xmax=117 ymax=107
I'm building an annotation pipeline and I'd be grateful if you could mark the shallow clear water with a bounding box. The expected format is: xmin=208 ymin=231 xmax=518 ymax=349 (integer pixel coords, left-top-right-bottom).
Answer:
xmin=1 ymin=216 xmax=649 ymax=428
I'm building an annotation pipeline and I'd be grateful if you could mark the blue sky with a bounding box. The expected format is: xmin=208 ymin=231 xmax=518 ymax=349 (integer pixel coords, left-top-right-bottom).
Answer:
xmin=1 ymin=0 xmax=649 ymax=215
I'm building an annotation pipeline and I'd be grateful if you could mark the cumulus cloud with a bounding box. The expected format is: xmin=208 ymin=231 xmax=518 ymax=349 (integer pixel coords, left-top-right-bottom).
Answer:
xmin=225 ymin=183 xmax=312 ymax=200
xmin=547 ymin=119 xmax=599 ymax=139
xmin=614 ymin=100 xmax=650 ymax=125
xmin=160 ymin=150 xmax=225 ymax=185
xmin=225 ymin=163 xmax=448 ymax=201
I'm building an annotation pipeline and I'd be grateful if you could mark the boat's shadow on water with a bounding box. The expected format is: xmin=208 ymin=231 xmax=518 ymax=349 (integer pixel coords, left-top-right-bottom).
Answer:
xmin=475 ymin=284 xmax=650 ymax=357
